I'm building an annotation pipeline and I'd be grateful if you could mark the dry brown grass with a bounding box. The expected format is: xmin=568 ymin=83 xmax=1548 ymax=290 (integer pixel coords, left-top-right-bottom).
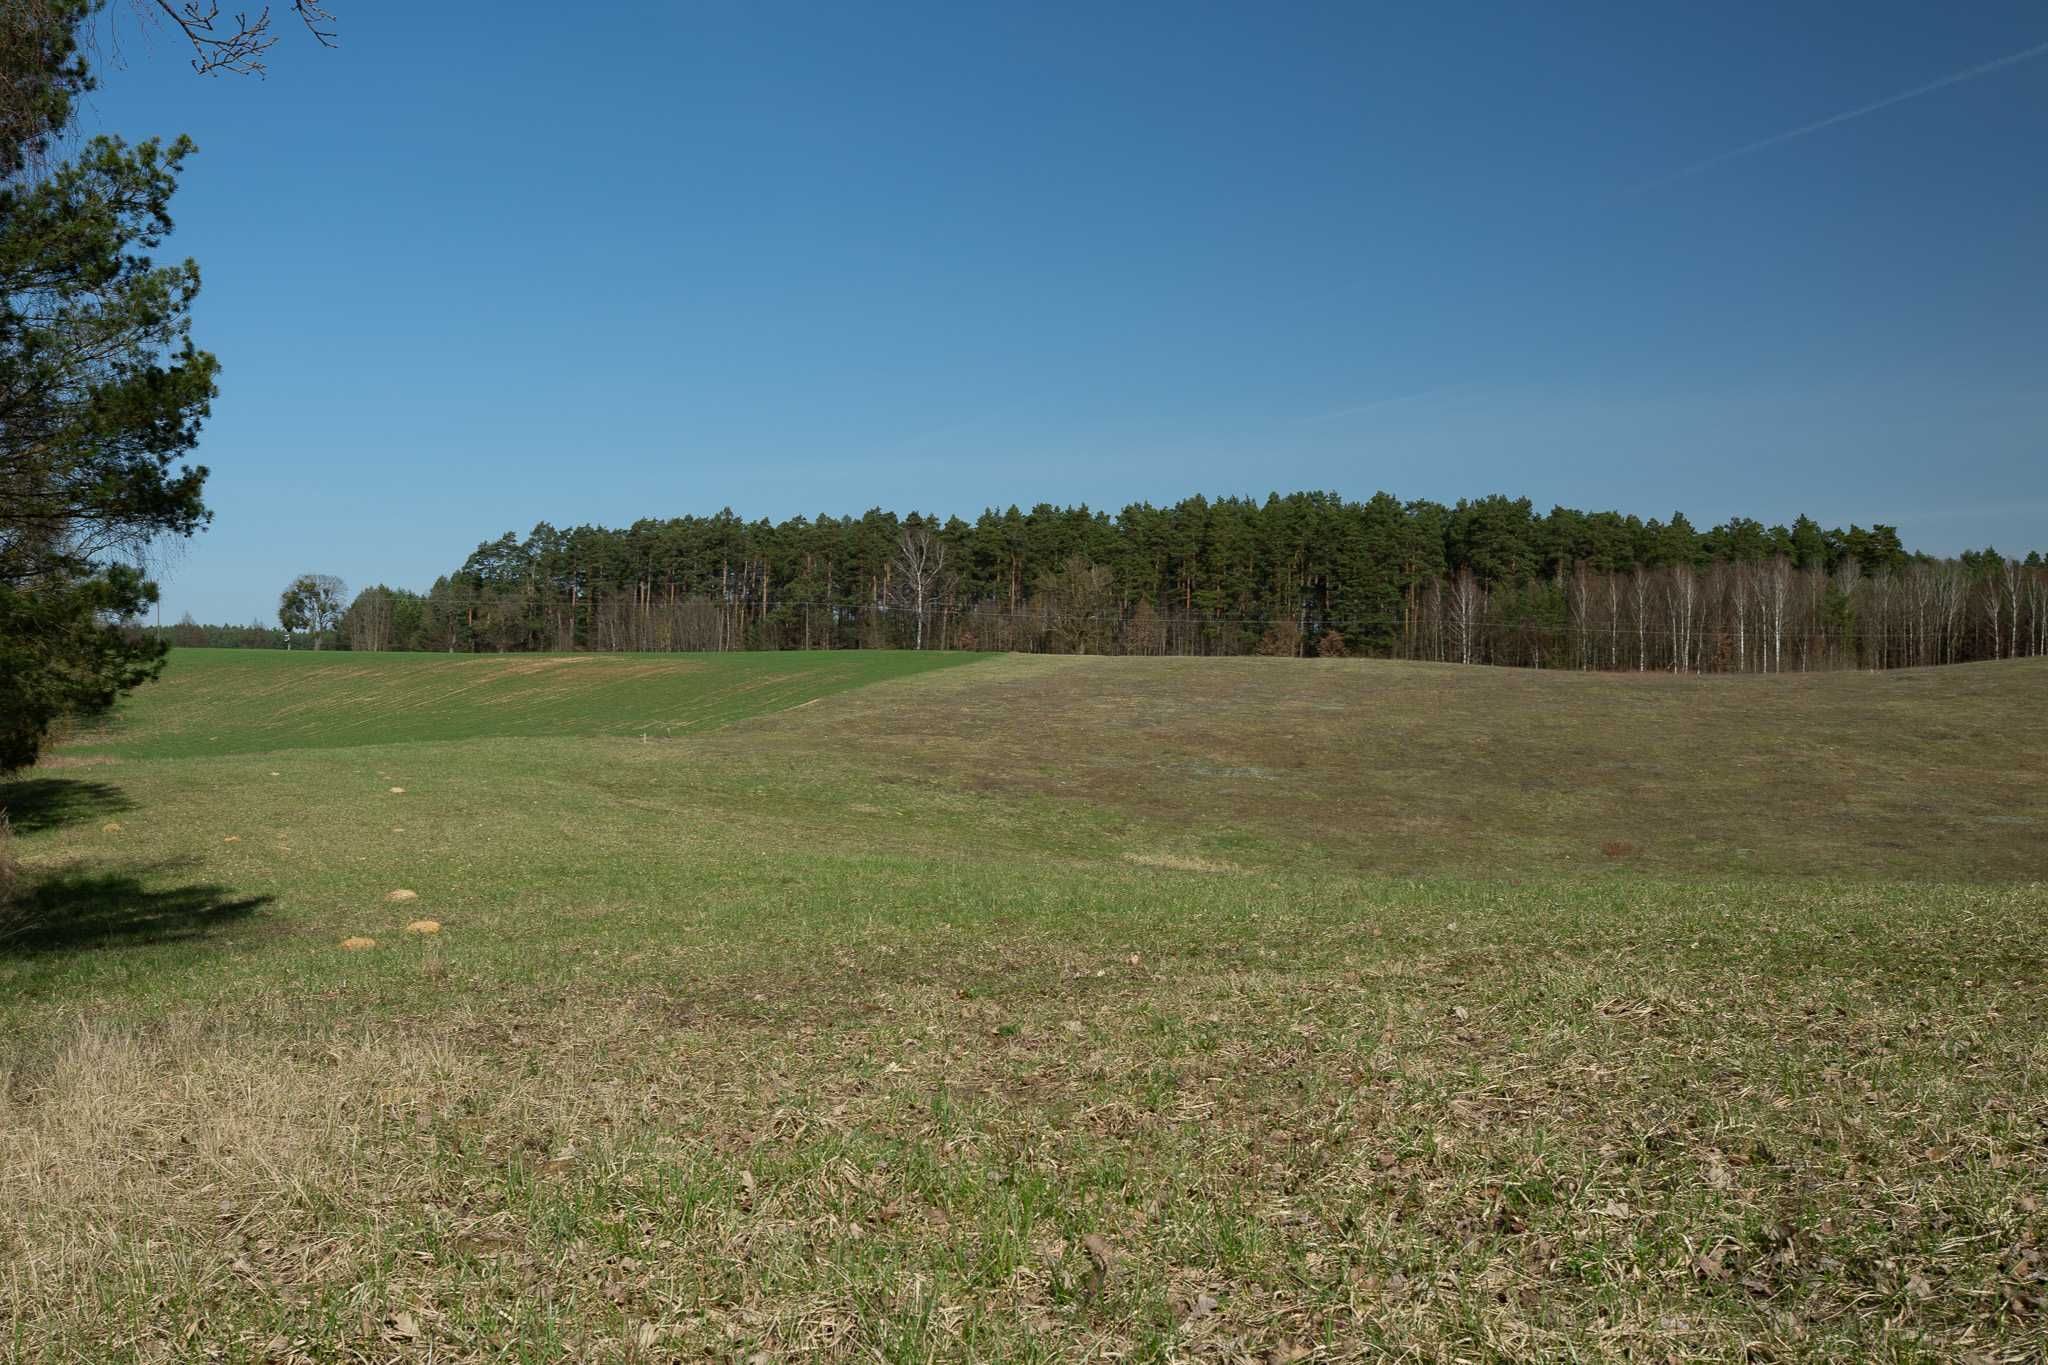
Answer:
xmin=715 ymin=654 xmax=2048 ymax=882
xmin=4 ymin=889 xmax=2043 ymax=1362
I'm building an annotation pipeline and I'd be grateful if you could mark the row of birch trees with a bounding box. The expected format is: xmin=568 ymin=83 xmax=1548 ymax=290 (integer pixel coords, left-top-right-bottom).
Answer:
xmin=1412 ymin=556 xmax=2047 ymax=672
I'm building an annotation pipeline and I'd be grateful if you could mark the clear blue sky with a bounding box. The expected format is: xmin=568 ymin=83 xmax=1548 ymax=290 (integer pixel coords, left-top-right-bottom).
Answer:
xmin=77 ymin=1 xmax=2048 ymax=624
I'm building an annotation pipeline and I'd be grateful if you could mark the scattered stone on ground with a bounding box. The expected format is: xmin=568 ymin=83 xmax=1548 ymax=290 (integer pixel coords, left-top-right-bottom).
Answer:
xmin=384 ymin=889 xmax=418 ymax=902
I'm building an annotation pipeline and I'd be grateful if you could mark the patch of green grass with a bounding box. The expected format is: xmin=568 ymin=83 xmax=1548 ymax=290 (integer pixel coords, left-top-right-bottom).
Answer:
xmin=75 ymin=647 xmax=985 ymax=758
xmin=1 ymin=651 xmax=2044 ymax=1361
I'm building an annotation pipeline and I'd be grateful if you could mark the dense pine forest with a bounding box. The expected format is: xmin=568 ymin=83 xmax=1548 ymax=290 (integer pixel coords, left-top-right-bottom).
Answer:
xmin=210 ymin=493 xmax=2044 ymax=671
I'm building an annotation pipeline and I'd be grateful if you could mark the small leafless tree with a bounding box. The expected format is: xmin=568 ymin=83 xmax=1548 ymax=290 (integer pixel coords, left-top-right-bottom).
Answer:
xmin=1037 ymin=556 xmax=1119 ymax=654
xmin=1123 ymin=597 xmax=1167 ymax=655
xmin=1931 ymin=563 xmax=1965 ymax=665
xmin=1905 ymin=562 xmax=1934 ymax=665
xmin=1728 ymin=562 xmax=1752 ymax=671
xmin=2023 ymin=564 xmax=2039 ymax=654
xmin=1866 ymin=568 xmax=1894 ymax=669
xmin=1666 ymin=563 xmax=1697 ymax=673
xmin=889 ymin=527 xmax=950 ymax=650
xmin=1761 ymin=557 xmax=1790 ymax=672
xmin=2002 ymin=557 xmax=2021 ymax=660
xmin=1981 ymin=564 xmax=2004 ymax=660
xmin=1603 ymin=572 xmax=1620 ymax=669
xmin=1567 ymin=563 xmax=1591 ymax=669
xmin=1447 ymin=566 xmax=1482 ymax=665
xmin=1629 ymin=566 xmax=1651 ymax=671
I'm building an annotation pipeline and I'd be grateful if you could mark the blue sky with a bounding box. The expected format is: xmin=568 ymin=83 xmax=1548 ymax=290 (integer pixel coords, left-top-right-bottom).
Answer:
xmin=77 ymin=1 xmax=2048 ymax=623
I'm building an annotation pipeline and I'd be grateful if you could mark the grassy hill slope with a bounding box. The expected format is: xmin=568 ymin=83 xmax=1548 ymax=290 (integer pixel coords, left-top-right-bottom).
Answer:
xmin=706 ymin=652 xmax=2048 ymax=881
xmin=69 ymin=647 xmax=984 ymax=758
xmin=2 ymin=652 xmax=2044 ymax=1361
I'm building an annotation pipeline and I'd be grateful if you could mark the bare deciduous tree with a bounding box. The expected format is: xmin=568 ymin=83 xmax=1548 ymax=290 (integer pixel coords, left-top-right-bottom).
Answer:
xmin=2002 ymin=557 xmax=2021 ymax=660
xmin=889 ymin=527 xmax=949 ymax=650
xmin=346 ymin=584 xmax=392 ymax=651
xmin=1447 ymin=566 xmax=1482 ymax=666
xmin=1931 ymin=563 xmax=1965 ymax=665
xmin=1629 ymin=566 xmax=1651 ymax=671
xmin=1666 ymin=563 xmax=1697 ymax=674
xmin=1761 ymin=558 xmax=1789 ymax=672
xmin=1037 ymin=556 xmax=1118 ymax=655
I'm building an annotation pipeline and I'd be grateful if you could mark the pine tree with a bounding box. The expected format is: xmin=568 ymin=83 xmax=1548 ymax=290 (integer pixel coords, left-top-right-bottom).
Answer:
xmin=1 ymin=2 xmax=219 ymax=770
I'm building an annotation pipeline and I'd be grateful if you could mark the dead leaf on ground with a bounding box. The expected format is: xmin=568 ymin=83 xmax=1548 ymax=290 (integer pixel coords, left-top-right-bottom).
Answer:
xmin=405 ymin=919 xmax=441 ymax=935
xmin=388 ymin=787 xmax=406 ymax=794
xmin=384 ymin=889 xmax=418 ymax=902
xmin=339 ymin=936 xmax=376 ymax=951
xmin=100 ymin=822 xmax=122 ymax=833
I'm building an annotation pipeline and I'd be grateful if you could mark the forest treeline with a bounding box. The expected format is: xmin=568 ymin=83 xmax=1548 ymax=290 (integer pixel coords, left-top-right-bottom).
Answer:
xmin=183 ymin=493 xmax=2048 ymax=671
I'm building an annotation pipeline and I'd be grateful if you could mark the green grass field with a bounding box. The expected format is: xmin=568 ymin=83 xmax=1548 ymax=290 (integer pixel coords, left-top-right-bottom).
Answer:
xmin=2 ymin=650 xmax=2045 ymax=1362
xmin=70 ymin=648 xmax=981 ymax=758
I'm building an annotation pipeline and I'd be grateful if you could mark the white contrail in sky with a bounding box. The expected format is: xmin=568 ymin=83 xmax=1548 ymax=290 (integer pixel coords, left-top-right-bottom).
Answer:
xmin=1638 ymin=36 xmax=2048 ymax=190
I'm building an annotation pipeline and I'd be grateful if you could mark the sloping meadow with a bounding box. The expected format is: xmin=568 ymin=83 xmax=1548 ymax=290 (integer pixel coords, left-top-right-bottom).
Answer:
xmin=2 ymin=652 xmax=2044 ymax=1360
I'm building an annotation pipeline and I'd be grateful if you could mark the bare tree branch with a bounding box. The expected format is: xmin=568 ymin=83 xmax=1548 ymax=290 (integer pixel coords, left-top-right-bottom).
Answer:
xmin=145 ymin=1 xmax=336 ymax=77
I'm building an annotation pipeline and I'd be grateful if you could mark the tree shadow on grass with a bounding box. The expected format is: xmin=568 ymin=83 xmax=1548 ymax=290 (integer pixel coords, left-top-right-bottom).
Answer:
xmin=2 ymin=862 xmax=271 ymax=957
xmin=0 ymin=778 xmax=134 ymax=835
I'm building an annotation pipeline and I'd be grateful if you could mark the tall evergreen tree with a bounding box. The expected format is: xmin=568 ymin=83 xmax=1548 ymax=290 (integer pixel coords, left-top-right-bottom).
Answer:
xmin=0 ymin=1 xmax=219 ymax=770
